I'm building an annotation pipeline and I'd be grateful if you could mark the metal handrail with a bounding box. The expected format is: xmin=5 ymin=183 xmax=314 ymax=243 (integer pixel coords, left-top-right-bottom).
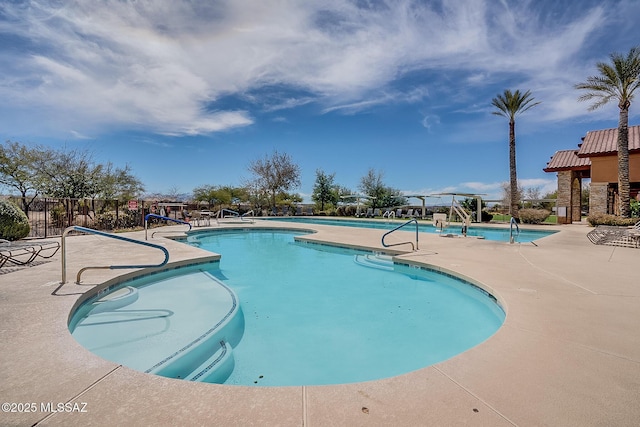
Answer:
xmin=510 ymin=217 xmax=520 ymax=244
xmin=145 ymin=213 xmax=192 ymax=240
xmin=61 ymin=226 xmax=169 ymax=284
xmin=381 ymin=219 xmax=419 ymax=251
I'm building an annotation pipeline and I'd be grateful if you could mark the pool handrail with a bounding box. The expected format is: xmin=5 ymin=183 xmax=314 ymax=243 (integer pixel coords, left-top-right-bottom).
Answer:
xmin=61 ymin=226 xmax=170 ymax=284
xmin=145 ymin=213 xmax=192 ymax=240
xmin=381 ymin=219 xmax=419 ymax=251
xmin=510 ymin=217 xmax=520 ymax=244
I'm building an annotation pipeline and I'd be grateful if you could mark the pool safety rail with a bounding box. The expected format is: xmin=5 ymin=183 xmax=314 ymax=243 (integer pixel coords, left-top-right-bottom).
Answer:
xmin=381 ymin=219 xmax=419 ymax=251
xmin=510 ymin=217 xmax=520 ymax=244
xmin=61 ymin=226 xmax=170 ymax=284
xmin=145 ymin=214 xmax=192 ymax=240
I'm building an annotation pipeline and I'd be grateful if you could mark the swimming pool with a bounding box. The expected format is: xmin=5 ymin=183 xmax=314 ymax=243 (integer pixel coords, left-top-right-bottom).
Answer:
xmin=261 ymin=217 xmax=556 ymax=243
xmin=69 ymin=229 xmax=505 ymax=386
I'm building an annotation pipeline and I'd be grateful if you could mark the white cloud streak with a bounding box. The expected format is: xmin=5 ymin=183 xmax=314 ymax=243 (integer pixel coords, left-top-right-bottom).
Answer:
xmin=0 ymin=0 xmax=633 ymax=137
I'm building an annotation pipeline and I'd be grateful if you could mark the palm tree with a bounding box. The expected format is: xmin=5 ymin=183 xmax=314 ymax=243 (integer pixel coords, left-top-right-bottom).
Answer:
xmin=575 ymin=46 xmax=640 ymax=218
xmin=492 ymin=89 xmax=541 ymax=219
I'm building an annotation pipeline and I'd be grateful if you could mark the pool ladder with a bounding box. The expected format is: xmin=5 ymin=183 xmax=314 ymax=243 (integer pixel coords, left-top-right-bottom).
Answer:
xmin=510 ymin=217 xmax=520 ymax=244
xmin=145 ymin=213 xmax=192 ymax=240
xmin=381 ymin=219 xmax=419 ymax=251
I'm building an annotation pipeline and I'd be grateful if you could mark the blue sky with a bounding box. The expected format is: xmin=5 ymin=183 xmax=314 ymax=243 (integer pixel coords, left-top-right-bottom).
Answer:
xmin=1 ymin=0 xmax=639 ymax=202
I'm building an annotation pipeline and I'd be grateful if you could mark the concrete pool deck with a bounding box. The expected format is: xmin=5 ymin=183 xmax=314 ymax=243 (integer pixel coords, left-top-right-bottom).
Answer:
xmin=1 ymin=220 xmax=638 ymax=426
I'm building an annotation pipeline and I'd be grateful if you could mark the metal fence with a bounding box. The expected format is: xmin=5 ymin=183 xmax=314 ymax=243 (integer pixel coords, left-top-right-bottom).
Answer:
xmin=7 ymin=197 xmax=154 ymax=239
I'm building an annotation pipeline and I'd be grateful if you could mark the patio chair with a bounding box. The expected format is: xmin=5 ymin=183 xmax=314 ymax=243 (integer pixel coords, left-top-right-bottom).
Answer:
xmin=364 ymin=208 xmax=374 ymax=218
xmin=402 ymin=209 xmax=414 ymax=219
xmin=295 ymin=206 xmax=303 ymax=216
xmin=304 ymin=206 xmax=314 ymax=216
xmin=395 ymin=208 xmax=403 ymax=218
xmin=0 ymin=239 xmax=61 ymax=268
xmin=373 ymin=208 xmax=381 ymax=217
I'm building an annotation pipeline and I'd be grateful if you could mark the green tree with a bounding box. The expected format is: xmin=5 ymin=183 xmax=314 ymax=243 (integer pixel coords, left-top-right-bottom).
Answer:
xmin=248 ymin=151 xmax=301 ymax=208
xmin=193 ymin=185 xmax=232 ymax=210
xmin=358 ymin=168 xmax=407 ymax=209
xmin=575 ymin=46 xmax=640 ymax=218
xmin=97 ymin=163 xmax=144 ymax=201
xmin=312 ymin=169 xmax=339 ymax=210
xmin=0 ymin=141 xmax=45 ymax=215
xmin=492 ymin=89 xmax=541 ymax=219
xmin=358 ymin=169 xmax=387 ymax=209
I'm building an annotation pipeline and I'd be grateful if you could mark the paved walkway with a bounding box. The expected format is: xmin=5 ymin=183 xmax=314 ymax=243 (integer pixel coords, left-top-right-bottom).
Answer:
xmin=0 ymin=221 xmax=638 ymax=426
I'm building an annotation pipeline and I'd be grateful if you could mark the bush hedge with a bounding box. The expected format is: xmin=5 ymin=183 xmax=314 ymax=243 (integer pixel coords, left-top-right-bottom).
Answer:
xmin=519 ymin=208 xmax=551 ymax=224
xmin=480 ymin=210 xmax=493 ymax=222
xmin=0 ymin=199 xmax=30 ymax=241
xmin=587 ymin=213 xmax=639 ymax=227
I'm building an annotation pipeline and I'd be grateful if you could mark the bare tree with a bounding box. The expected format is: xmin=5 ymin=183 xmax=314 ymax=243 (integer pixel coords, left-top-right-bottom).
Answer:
xmin=248 ymin=151 xmax=301 ymax=208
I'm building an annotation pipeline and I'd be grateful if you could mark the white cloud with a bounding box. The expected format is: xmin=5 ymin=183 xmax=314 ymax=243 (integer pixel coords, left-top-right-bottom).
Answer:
xmin=0 ymin=0 xmax=632 ymax=137
xmin=460 ymin=181 xmax=503 ymax=191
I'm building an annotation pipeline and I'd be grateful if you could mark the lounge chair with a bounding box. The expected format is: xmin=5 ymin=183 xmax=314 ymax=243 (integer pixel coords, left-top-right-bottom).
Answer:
xmin=304 ymin=206 xmax=314 ymax=216
xmin=295 ymin=206 xmax=303 ymax=216
xmin=395 ymin=208 xmax=403 ymax=218
xmin=373 ymin=208 xmax=381 ymax=217
xmin=402 ymin=209 xmax=414 ymax=219
xmin=364 ymin=208 xmax=374 ymax=218
xmin=0 ymin=239 xmax=60 ymax=268
xmin=586 ymin=222 xmax=640 ymax=248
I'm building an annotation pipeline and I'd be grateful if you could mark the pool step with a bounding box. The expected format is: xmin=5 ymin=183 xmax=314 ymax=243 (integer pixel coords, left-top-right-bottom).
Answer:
xmin=91 ymin=286 xmax=139 ymax=314
xmin=145 ymin=272 xmax=244 ymax=384
xmin=183 ymin=340 xmax=235 ymax=383
xmin=354 ymin=254 xmax=394 ymax=271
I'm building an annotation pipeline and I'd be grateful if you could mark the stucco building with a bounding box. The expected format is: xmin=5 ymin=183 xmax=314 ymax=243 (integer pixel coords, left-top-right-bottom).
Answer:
xmin=544 ymin=125 xmax=640 ymax=223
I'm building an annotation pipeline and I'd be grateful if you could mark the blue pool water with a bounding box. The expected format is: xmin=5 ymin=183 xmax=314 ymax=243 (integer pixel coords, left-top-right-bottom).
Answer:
xmin=70 ymin=230 xmax=505 ymax=386
xmin=261 ymin=217 xmax=556 ymax=243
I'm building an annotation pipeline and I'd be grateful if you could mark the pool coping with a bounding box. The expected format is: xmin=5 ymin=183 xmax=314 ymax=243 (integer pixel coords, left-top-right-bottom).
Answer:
xmin=1 ymin=220 xmax=639 ymax=426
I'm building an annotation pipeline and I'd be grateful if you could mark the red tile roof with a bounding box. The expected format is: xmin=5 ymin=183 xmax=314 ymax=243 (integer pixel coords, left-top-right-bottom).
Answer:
xmin=544 ymin=150 xmax=591 ymax=172
xmin=577 ymin=125 xmax=640 ymax=157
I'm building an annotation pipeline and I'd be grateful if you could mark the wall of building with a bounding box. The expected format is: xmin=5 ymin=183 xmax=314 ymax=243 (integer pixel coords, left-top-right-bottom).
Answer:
xmin=591 ymin=152 xmax=640 ymax=183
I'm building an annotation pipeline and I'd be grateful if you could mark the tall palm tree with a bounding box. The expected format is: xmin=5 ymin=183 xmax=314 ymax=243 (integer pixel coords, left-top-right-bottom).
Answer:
xmin=575 ymin=46 xmax=640 ymax=218
xmin=492 ymin=89 xmax=540 ymax=219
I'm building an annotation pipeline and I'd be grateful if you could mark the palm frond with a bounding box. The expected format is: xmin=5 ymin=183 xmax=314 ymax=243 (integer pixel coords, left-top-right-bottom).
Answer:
xmin=576 ymin=45 xmax=640 ymax=110
xmin=491 ymin=89 xmax=540 ymax=119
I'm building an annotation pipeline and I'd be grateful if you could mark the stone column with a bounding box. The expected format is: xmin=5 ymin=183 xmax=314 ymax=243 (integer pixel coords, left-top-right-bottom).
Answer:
xmin=589 ymin=182 xmax=608 ymax=215
xmin=556 ymin=171 xmax=572 ymax=224
xmin=571 ymin=175 xmax=582 ymax=222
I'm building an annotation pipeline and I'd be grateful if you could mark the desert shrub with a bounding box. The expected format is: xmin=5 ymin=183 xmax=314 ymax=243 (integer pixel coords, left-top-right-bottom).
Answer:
xmin=481 ymin=210 xmax=493 ymax=222
xmin=50 ymin=205 xmax=66 ymax=227
xmin=336 ymin=206 xmax=358 ymax=216
xmin=631 ymin=199 xmax=640 ymax=217
xmin=519 ymin=208 xmax=551 ymax=224
xmin=587 ymin=213 xmax=638 ymax=227
xmin=0 ymin=199 xmax=30 ymax=241
xmin=95 ymin=210 xmax=138 ymax=230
